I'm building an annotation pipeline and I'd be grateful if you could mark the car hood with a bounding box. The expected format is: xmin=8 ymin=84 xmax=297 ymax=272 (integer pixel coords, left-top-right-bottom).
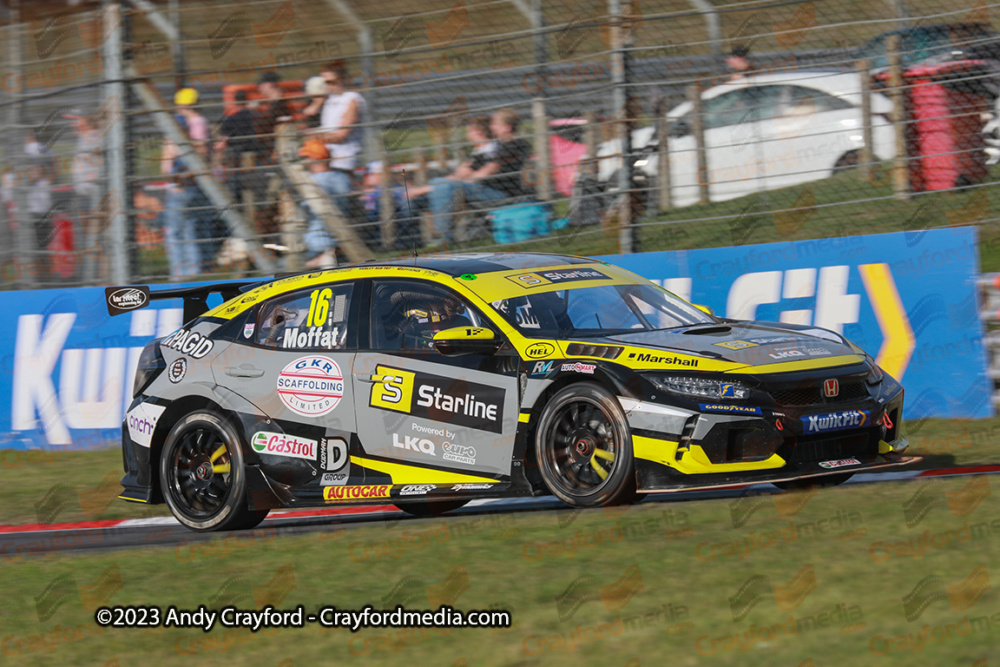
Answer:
xmin=582 ymin=321 xmax=862 ymax=369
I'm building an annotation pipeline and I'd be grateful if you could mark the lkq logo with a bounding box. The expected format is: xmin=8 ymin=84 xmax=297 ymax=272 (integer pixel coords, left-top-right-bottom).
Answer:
xmin=393 ymin=433 xmax=437 ymax=456
xmin=369 ymin=365 xmax=505 ymax=433
xmin=802 ymin=409 xmax=869 ymax=434
xmin=251 ymin=431 xmax=317 ymax=461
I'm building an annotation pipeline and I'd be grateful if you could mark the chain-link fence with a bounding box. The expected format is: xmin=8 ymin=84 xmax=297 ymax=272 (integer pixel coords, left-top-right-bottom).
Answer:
xmin=1 ymin=0 xmax=998 ymax=288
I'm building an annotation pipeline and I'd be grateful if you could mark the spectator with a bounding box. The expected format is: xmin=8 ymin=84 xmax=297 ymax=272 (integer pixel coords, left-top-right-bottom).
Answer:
xmin=406 ymin=114 xmax=497 ymax=200
xmin=427 ymin=107 xmax=531 ymax=245
xmin=300 ymin=76 xmax=328 ymax=129
xmin=726 ymin=45 xmax=756 ymax=81
xmin=24 ymin=129 xmax=56 ymax=268
xmin=298 ymin=137 xmax=340 ymax=268
xmin=66 ymin=112 xmax=103 ymax=282
xmin=317 ymin=59 xmax=368 ymax=213
xmin=216 ymin=89 xmax=267 ymax=208
xmin=361 ymin=162 xmax=416 ymax=250
xmin=161 ymin=89 xmax=215 ymax=278
xmin=255 ymin=71 xmax=291 ymax=160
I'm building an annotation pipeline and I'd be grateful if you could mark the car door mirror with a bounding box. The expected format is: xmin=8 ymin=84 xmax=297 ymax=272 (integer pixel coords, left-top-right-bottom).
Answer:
xmin=668 ymin=118 xmax=690 ymax=137
xmin=694 ymin=304 xmax=715 ymax=316
xmin=432 ymin=327 xmax=498 ymax=356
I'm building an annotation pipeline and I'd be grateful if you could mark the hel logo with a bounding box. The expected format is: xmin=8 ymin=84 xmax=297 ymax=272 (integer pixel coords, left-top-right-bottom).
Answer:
xmin=824 ymin=379 xmax=839 ymax=398
xmin=525 ymin=342 xmax=555 ymax=358
xmin=276 ymin=356 xmax=344 ymax=417
xmin=323 ymin=485 xmax=390 ymax=501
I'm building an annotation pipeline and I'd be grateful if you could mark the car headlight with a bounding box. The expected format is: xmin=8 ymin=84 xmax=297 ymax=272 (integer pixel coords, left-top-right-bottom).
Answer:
xmin=866 ymin=358 xmax=884 ymax=385
xmin=649 ymin=376 xmax=750 ymax=400
xmin=133 ymin=340 xmax=166 ymax=398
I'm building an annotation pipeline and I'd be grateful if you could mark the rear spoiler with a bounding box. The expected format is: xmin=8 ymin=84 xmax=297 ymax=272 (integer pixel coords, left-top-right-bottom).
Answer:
xmin=104 ymin=282 xmax=260 ymax=324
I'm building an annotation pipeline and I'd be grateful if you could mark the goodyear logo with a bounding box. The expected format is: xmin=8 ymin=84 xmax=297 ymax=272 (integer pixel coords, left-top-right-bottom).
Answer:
xmin=369 ymin=365 xmax=505 ymax=433
xmin=699 ymin=404 xmax=762 ymax=415
xmin=628 ymin=352 xmax=699 ymax=367
xmin=802 ymin=410 xmax=870 ymax=434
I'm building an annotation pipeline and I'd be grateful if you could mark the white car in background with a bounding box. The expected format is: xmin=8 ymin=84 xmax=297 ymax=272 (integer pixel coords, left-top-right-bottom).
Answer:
xmin=597 ymin=71 xmax=897 ymax=208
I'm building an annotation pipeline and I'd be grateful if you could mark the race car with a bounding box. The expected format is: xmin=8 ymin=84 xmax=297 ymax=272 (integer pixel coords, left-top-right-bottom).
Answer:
xmin=109 ymin=253 xmax=916 ymax=532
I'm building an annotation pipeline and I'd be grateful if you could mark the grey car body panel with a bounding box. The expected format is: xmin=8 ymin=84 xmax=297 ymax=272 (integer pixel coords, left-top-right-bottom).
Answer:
xmin=353 ymin=353 xmax=518 ymax=477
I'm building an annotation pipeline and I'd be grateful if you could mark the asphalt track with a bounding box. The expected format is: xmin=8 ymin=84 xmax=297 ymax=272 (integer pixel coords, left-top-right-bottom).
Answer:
xmin=3 ymin=466 xmax=998 ymax=560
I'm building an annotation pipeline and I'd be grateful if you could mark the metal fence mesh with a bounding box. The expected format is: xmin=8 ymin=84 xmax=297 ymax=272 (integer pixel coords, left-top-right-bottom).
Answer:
xmin=1 ymin=0 xmax=998 ymax=287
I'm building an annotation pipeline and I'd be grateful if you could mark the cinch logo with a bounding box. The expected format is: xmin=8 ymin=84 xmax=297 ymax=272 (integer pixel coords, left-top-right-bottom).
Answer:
xmin=323 ymin=485 xmax=391 ymax=501
xmin=127 ymin=415 xmax=154 ymax=434
xmin=369 ymin=365 xmax=505 ymax=434
xmin=251 ymin=431 xmax=317 ymax=461
xmin=803 ymin=410 xmax=870 ymax=434
xmin=629 ymin=352 xmax=699 ymax=367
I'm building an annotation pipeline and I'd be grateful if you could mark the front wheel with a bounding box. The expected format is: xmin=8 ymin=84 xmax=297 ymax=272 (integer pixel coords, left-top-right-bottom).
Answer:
xmin=535 ymin=383 xmax=637 ymax=507
xmin=159 ymin=410 xmax=269 ymax=532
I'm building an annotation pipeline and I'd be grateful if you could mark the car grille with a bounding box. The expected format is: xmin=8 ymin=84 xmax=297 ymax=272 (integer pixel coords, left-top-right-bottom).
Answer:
xmin=781 ymin=431 xmax=877 ymax=465
xmin=769 ymin=379 xmax=869 ymax=407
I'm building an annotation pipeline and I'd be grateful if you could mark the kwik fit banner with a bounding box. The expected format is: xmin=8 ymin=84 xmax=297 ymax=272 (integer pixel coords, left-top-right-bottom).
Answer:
xmin=0 ymin=285 xmax=224 ymax=450
xmin=602 ymin=226 xmax=991 ymax=420
xmin=0 ymin=226 xmax=989 ymax=450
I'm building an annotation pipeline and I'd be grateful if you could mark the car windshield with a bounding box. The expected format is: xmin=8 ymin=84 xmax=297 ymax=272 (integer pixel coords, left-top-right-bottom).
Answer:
xmin=489 ymin=283 xmax=714 ymax=337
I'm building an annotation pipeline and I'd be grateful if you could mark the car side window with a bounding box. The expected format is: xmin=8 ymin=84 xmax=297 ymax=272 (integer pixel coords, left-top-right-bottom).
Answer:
xmin=256 ymin=283 xmax=353 ymax=350
xmin=703 ymin=87 xmax=781 ymax=129
xmin=779 ymin=85 xmax=852 ymax=116
xmin=370 ymin=280 xmax=489 ymax=351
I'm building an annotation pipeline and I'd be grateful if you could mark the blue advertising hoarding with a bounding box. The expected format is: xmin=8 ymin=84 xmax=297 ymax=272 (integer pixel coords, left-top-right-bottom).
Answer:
xmin=0 ymin=226 xmax=989 ymax=450
xmin=601 ymin=226 xmax=990 ymax=421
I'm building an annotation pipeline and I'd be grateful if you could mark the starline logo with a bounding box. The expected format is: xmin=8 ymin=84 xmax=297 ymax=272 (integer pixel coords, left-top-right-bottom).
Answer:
xmin=251 ymin=431 xmax=317 ymax=461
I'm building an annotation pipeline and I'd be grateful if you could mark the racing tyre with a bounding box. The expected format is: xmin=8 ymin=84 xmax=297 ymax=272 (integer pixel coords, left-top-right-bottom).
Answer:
xmin=773 ymin=473 xmax=853 ymax=491
xmin=833 ymin=150 xmax=861 ymax=174
xmin=393 ymin=499 xmax=469 ymax=517
xmin=535 ymin=383 xmax=636 ymax=507
xmin=159 ymin=411 xmax=269 ymax=532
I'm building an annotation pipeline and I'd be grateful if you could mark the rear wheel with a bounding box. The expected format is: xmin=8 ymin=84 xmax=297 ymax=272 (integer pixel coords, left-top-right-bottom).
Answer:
xmin=833 ymin=150 xmax=861 ymax=174
xmin=159 ymin=411 xmax=269 ymax=532
xmin=773 ymin=473 xmax=853 ymax=491
xmin=535 ymin=383 xmax=637 ymax=507
xmin=393 ymin=499 xmax=469 ymax=517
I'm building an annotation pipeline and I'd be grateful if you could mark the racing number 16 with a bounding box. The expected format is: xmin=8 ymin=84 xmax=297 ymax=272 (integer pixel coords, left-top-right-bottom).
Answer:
xmin=307 ymin=288 xmax=332 ymax=327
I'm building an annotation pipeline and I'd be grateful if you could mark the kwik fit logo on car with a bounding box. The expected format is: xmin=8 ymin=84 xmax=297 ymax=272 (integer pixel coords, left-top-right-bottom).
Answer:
xmin=802 ymin=409 xmax=870 ymax=433
xmin=369 ymin=365 xmax=505 ymax=433
xmin=277 ymin=356 xmax=344 ymax=417
xmin=251 ymin=431 xmax=317 ymax=460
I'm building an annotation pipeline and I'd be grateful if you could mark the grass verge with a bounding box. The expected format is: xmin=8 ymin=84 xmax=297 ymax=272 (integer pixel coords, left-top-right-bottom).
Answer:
xmin=0 ymin=475 xmax=996 ymax=665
